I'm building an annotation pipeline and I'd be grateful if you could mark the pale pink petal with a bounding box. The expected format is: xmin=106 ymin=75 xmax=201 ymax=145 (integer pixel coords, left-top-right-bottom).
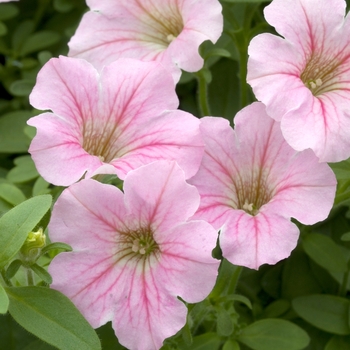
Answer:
xmin=49 ymin=162 xmax=219 ymax=348
xmin=112 ymin=262 xmax=187 ymax=350
xmin=68 ymin=0 xmax=223 ymax=80
xmin=110 ymin=111 xmax=204 ymax=180
xmin=98 ymin=59 xmax=178 ymax=124
xmin=29 ymin=56 xmax=99 ymax=121
xmin=123 ymin=161 xmax=200 ymax=233
xmin=49 ymin=251 xmax=123 ymax=328
xmin=190 ymin=102 xmax=336 ymax=269
xmin=27 ymin=113 xmax=108 ymax=186
xmin=281 ymin=91 xmax=350 ymax=161
xmin=247 ymin=34 xmax=310 ymax=121
xmin=28 ymin=57 xmax=204 ymax=185
xmin=156 ymin=221 xmax=219 ymax=303
xmin=247 ymin=0 xmax=350 ymax=162
xmin=220 ymin=210 xmax=300 ymax=270
xmin=49 ymin=179 xmax=128 ymax=250
xmin=264 ymin=0 xmax=346 ymax=50
xmin=269 ymin=149 xmax=336 ymax=225
xmin=188 ymin=117 xmax=239 ymax=228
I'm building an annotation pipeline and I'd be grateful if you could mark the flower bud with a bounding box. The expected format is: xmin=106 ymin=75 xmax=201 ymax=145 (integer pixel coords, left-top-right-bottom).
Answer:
xmin=19 ymin=228 xmax=46 ymax=266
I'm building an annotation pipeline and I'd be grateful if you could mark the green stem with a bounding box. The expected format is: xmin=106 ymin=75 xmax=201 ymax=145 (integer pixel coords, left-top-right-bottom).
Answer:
xmin=195 ymin=70 xmax=211 ymax=117
xmin=1 ymin=269 xmax=13 ymax=287
xmin=26 ymin=267 xmax=34 ymax=286
xmin=227 ymin=265 xmax=243 ymax=295
xmin=210 ymin=259 xmax=243 ymax=300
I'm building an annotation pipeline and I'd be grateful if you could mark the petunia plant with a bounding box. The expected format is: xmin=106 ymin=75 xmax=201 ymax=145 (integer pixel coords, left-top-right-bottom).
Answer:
xmin=1 ymin=0 xmax=350 ymax=350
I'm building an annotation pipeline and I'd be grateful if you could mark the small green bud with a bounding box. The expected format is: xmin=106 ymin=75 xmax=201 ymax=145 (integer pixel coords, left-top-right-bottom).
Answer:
xmin=19 ymin=228 xmax=46 ymax=266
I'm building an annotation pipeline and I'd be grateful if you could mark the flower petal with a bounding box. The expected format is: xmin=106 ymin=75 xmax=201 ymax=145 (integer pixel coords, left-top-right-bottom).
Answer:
xmin=124 ymin=161 xmax=200 ymax=233
xmin=29 ymin=56 xmax=99 ymax=121
xmin=220 ymin=210 xmax=300 ymax=270
xmin=157 ymin=220 xmax=219 ymax=303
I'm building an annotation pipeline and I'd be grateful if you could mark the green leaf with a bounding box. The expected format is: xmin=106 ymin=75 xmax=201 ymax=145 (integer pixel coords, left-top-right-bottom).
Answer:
xmin=0 ymin=21 xmax=7 ymax=36
xmin=9 ymin=79 xmax=35 ymax=97
xmin=325 ymin=335 xmax=350 ymax=350
xmin=238 ymin=319 xmax=310 ymax=350
xmin=0 ymin=4 xmax=19 ymax=20
xmin=261 ymin=299 xmax=290 ymax=318
xmin=302 ymin=233 xmax=348 ymax=273
xmin=217 ymin=309 xmax=234 ymax=336
xmin=53 ymin=0 xmax=74 ymax=13
xmin=0 ymin=284 xmax=9 ymax=314
xmin=179 ymin=333 xmax=221 ymax=350
xmin=33 ymin=177 xmax=50 ymax=197
xmin=223 ymin=339 xmax=240 ymax=350
xmin=19 ymin=31 xmax=61 ymax=57
xmin=0 ymin=194 xmax=52 ymax=268
xmin=6 ymin=286 xmax=101 ymax=350
xmin=340 ymin=232 xmax=350 ymax=241
xmin=0 ymin=312 xmax=41 ymax=348
xmin=208 ymin=58 xmax=240 ymax=120
xmin=7 ymin=155 xmax=39 ymax=183
xmin=6 ymin=259 xmax=22 ymax=279
xmin=22 ymin=339 xmax=57 ymax=350
xmin=12 ymin=20 xmax=35 ymax=52
xmin=330 ymin=158 xmax=350 ymax=180
xmin=231 ymin=294 xmax=252 ymax=309
xmin=40 ymin=242 xmax=72 ymax=256
xmin=292 ymin=294 xmax=350 ymax=335
xmin=282 ymin=248 xmax=322 ymax=299
xmin=0 ymin=183 xmax=26 ymax=206
xmin=37 ymin=50 xmax=52 ymax=66
xmin=0 ymin=111 xmax=33 ymax=153
xmin=30 ymin=264 xmax=52 ymax=284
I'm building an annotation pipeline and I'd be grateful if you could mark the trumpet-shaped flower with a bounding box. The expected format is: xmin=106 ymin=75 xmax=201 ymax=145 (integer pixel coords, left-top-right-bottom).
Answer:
xmin=247 ymin=0 xmax=350 ymax=162
xmin=48 ymin=161 xmax=220 ymax=350
xmin=28 ymin=56 xmax=204 ymax=186
xmin=68 ymin=0 xmax=223 ymax=82
xmin=189 ymin=102 xmax=336 ymax=269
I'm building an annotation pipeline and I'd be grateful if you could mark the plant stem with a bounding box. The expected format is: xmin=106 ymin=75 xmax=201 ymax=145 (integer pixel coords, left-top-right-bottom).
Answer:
xmin=210 ymin=259 xmax=243 ymax=300
xmin=26 ymin=267 xmax=34 ymax=286
xmin=196 ymin=70 xmax=211 ymax=117
xmin=0 ymin=269 xmax=13 ymax=287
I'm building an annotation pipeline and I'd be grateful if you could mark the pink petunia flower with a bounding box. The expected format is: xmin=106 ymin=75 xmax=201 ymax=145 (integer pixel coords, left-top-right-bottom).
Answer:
xmin=28 ymin=56 xmax=204 ymax=186
xmin=48 ymin=160 xmax=220 ymax=350
xmin=189 ymin=102 xmax=336 ymax=269
xmin=247 ymin=0 xmax=350 ymax=162
xmin=68 ymin=0 xmax=223 ymax=82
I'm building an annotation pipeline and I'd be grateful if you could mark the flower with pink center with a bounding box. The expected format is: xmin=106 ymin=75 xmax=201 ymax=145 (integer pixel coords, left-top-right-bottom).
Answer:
xmin=68 ymin=0 xmax=223 ymax=82
xmin=189 ymin=102 xmax=336 ymax=269
xmin=28 ymin=56 xmax=204 ymax=186
xmin=247 ymin=0 xmax=350 ymax=162
xmin=48 ymin=160 xmax=220 ymax=350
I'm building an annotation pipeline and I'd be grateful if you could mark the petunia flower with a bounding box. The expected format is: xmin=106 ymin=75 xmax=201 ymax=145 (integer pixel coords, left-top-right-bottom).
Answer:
xmin=48 ymin=160 xmax=220 ymax=350
xmin=189 ymin=102 xmax=336 ymax=269
xmin=68 ymin=0 xmax=223 ymax=82
xmin=247 ymin=0 xmax=350 ymax=162
xmin=28 ymin=56 xmax=204 ymax=186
